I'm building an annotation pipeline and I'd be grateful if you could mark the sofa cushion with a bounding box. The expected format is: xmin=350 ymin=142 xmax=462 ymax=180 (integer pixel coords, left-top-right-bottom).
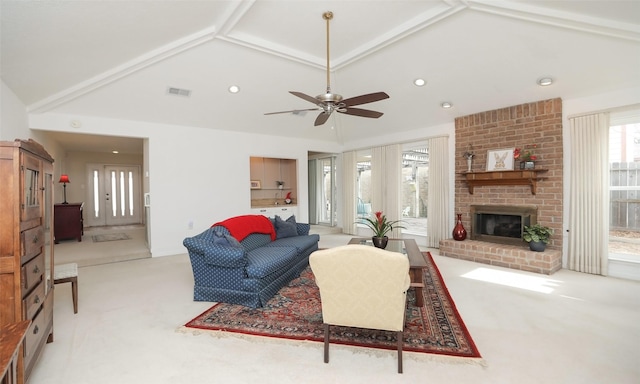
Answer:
xmin=241 ymin=233 xmax=272 ymax=251
xmin=245 ymin=246 xmax=299 ymax=278
xmin=275 ymin=215 xmax=298 ymax=239
xmin=267 ymin=234 xmax=320 ymax=252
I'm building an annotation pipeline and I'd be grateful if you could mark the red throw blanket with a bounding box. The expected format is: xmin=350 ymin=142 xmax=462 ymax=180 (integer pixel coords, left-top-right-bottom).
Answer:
xmin=212 ymin=215 xmax=276 ymax=242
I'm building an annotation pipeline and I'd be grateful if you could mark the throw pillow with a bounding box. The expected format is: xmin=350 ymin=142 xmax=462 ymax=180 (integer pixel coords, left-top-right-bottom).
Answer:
xmin=275 ymin=215 xmax=298 ymax=239
xmin=224 ymin=233 xmax=243 ymax=248
xmin=285 ymin=215 xmax=299 ymax=235
xmin=212 ymin=231 xmax=230 ymax=246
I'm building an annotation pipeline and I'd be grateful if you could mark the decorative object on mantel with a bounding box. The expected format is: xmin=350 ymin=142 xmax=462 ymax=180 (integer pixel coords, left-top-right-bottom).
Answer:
xmin=356 ymin=211 xmax=405 ymax=249
xmin=284 ymin=192 xmax=292 ymax=204
xmin=514 ymin=144 xmax=538 ymax=170
xmin=486 ymin=148 xmax=515 ymax=171
xmin=463 ymin=144 xmax=475 ymax=172
xmin=276 ymin=180 xmax=285 ymax=189
xmin=522 ymin=223 xmax=553 ymax=252
xmin=452 ymin=213 xmax=467 ymax=241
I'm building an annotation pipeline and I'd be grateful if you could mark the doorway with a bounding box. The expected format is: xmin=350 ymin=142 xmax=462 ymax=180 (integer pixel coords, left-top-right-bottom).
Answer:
xmin=308 ymin=154 xmax=337 ymax=226
xmin=84 ymin=163 xmax=142 ymax=227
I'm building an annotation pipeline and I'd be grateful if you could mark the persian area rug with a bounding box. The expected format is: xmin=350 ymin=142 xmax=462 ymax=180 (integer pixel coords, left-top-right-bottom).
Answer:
xmin=92 ymin=233 xmax=131 ymax=242
xmin=183 ymin=252 xmax=482 ymax=362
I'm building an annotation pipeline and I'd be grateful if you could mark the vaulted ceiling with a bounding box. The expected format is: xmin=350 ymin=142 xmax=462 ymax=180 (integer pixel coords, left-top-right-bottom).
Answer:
xmin=2 ymin=0 xmax=639 ymax=150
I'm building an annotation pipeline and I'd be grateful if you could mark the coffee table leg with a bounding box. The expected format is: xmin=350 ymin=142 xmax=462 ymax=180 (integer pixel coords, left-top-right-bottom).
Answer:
xmin=410 ymin=268 xmax=425 ymax=307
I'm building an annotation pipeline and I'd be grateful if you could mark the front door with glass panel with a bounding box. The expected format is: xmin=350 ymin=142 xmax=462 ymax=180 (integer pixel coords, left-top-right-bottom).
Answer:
xmin=85 ymin=164 xmax=142 ymax=227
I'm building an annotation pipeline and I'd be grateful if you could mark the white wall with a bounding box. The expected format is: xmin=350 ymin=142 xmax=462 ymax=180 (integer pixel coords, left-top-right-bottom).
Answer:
xmin=1 ymin=80 xmax=29 ymax=140
xmin=2 ymin=80 xmax=64 ymax=182
xmin=29 ymin=113 xmax=342 ymax=257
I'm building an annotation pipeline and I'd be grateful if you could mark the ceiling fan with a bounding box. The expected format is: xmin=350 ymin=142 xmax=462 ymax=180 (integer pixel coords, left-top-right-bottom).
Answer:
xmin=265 ymin=11 xmax=389 ymax=126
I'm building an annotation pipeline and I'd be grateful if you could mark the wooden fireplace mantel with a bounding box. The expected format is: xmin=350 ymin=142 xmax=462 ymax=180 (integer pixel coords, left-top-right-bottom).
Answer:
xmin=463 ymin=169 xmax=548 ymax=195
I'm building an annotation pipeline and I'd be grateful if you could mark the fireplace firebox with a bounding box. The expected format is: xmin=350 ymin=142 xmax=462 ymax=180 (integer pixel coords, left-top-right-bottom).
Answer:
xmin=470 ymin=205 xmax=537 ymax=246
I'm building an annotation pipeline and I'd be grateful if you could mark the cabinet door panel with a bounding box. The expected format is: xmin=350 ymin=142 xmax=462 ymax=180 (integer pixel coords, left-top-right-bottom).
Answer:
xmin=21 ymin=153 xmax=43 ymax=222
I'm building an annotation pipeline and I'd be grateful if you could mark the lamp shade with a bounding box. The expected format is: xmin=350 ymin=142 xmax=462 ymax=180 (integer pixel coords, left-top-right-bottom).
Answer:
xmin=59 ymin=174 xmax=70 ymax=183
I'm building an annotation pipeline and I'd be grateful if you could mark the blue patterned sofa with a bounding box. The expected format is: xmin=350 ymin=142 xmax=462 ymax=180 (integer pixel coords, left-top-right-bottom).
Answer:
xmin=183 ymin=215 xmax=319 ymax=308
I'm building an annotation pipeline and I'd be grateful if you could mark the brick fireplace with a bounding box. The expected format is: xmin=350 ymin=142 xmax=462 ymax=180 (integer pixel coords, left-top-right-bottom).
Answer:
xmin=439 ymin=98 xmax=563 ymax=274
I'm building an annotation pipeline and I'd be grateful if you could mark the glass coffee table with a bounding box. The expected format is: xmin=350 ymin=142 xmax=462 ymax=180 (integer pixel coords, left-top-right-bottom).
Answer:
xmin=348 ymin=238 xmax=428 ymax=307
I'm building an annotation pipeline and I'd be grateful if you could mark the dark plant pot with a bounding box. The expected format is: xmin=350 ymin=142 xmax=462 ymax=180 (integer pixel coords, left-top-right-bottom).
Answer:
xmin=372 ymin=236 xmax=389 ymax=249
xmin=529 ymin=240 xmax=546 ymax=252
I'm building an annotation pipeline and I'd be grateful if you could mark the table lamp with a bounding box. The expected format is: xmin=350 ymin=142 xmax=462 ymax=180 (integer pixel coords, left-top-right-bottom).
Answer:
xmin=59 ymin=174 xmax=70 ymax=204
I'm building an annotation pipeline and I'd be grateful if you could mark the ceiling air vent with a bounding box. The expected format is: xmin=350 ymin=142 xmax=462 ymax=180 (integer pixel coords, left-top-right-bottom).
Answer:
xmin=166 ymin=87 xmax=191 ymax=97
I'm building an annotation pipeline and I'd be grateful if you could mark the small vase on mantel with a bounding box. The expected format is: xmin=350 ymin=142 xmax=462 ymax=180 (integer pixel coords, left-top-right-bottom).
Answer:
xmin=452 ymin=214 xmax=467 ymax=241
xmin=372 ymin=236 xmax=389 ymax=249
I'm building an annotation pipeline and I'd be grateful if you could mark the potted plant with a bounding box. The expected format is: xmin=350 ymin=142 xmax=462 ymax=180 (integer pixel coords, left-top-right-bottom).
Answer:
xmin=522 ymin=223 xmax=553 ymax=252
xmin=356 ymin=211 xmax=405 ymax=249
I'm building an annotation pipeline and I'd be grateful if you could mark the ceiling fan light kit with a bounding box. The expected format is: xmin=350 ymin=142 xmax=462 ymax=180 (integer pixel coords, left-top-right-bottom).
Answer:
xmin=265 ymin=11 xmax=389 ymax=126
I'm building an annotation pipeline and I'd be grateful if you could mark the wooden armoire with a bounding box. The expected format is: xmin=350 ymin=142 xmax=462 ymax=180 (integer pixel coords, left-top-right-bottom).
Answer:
xmin=0 ymin=139 xmax=55 ymax=383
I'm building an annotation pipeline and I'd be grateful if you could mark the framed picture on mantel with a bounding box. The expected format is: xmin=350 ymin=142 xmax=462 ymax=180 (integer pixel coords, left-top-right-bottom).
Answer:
xmin=486 ymin=148 xmax=515 ymax=171
xmin=250 ymin=180 xmax=261 ymax=189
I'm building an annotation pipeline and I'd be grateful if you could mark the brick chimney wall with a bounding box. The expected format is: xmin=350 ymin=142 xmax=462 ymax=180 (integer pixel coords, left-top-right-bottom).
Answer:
xmin=453 ymin=98 xmax=563 ymax=252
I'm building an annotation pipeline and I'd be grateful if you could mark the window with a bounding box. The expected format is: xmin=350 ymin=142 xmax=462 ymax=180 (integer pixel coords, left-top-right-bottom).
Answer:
xmin=402 ymin=143 xmax=428 ymax=234
xmin=609 ymin=110 xmax=640 ymax=263
xmin=356 ymin=149 xmax=372 ymax=217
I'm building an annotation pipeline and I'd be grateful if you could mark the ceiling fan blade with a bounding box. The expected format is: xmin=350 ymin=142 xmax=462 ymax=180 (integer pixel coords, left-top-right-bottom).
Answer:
xmin=314 ymin=112 xmax=331 ymax=126
xmin=264 ymin=108 xmax=320 ymax=115
xmin=339 ymin=107 xmax=384 ymax=119
xmin=341 ymin=92 xmax=389 ymax=107
xmin=290 ymin=91 xmax=321 ymax=105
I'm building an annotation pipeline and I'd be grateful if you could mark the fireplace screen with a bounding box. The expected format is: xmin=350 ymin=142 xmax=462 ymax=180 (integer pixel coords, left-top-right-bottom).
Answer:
xmin=471 ymin=205 xmax=537 ymax=246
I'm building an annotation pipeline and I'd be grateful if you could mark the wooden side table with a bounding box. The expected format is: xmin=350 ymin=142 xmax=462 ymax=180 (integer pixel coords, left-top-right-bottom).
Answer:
xmin=1 ymin=320 xmax=30 ymax=384
xmin=54 ymin=203 xmax=84 ymax=243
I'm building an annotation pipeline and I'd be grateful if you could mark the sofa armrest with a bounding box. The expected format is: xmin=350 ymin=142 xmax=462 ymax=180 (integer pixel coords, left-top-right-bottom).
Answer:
xmin=296 ymin=223 xmax=310 ymax=236
xmin=183 ymin=237 xmax=247 ymax=267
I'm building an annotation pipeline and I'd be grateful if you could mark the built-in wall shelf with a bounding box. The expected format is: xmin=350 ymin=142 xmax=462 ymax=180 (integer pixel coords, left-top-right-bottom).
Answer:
xmin=464 ymin=169 xmax=548 ymax=195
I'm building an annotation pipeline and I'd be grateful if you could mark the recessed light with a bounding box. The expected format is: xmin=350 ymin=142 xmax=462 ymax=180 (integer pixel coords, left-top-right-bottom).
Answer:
xmin=112 ymin=150 xmax=119 ymax=154
xmin=228 ymin=85 xmax=240 ymax=93
xmin=414 ymin=78 xmax=426 ymax=87
xmin=537 ymin=77 xmax=553 ymax=86
xmin=441 ymin=102 xmax=453 ymax=109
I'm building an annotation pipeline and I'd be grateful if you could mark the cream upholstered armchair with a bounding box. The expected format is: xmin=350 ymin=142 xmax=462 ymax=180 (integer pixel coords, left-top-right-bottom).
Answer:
xmin=309 ymin=244 xmax=411 ymax=373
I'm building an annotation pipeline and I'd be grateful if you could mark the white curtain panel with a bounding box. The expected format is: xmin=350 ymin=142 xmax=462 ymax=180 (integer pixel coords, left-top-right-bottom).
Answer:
xmin=308 ymin=159 xmax=318 ymax=224
xmin=370 ymin=146 xmax=384 ymax=215
xmin=426 ymin=136 xmax=450 ymax=248
xmin=568 ymin=113 xmax=610 ymax=275
xmin=342 ymin=151 xmax=358 ymax=235
xmin=371 ymin=144 xmax=403 ymax=238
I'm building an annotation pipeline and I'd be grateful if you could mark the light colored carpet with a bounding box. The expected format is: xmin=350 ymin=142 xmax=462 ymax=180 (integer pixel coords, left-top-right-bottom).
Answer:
xmin=32 ymin=225 xmax=640 ymax=383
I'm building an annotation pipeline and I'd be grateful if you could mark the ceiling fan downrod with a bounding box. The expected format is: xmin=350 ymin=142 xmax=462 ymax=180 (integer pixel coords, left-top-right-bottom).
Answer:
xmin=323 ymin=11 xmax=333 ymax=95
xmin=318 ymin=11 xmax=342 ymax=105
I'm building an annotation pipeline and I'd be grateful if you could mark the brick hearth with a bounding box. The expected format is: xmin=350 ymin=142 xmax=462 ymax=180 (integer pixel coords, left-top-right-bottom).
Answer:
xmin=440 ymin=239 xmax=562 ymax=275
